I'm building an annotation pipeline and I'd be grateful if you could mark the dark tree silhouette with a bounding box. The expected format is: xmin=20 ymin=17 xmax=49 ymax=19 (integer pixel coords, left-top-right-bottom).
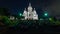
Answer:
xmin=0 ymin=8 xmax=9 ymax=16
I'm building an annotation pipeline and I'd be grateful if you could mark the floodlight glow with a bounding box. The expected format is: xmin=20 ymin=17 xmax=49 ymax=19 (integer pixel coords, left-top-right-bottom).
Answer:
xmin=49 ymin=18 xmax=52 ymax=21
xmin=40 ymin=18 xmax=43 ymax=20
xmin=44 ymin=13 xmax=48 ymax=16
xmin=49 ymin=18 xmax=52 ymax=20
xmin=19 ymin=13 xmax=22 ymax=16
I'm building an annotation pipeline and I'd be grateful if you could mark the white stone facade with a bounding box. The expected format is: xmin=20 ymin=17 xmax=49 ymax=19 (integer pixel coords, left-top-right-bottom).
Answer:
xmin=23 ymin=3 xmax=38 ymax=20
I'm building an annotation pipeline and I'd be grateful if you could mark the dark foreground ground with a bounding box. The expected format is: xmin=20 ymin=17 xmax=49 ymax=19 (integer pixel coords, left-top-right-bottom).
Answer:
xmin=0 ymin=25 xmax=60 ymax=34
xmin=0 ymin=21 xmax=60 ymax=34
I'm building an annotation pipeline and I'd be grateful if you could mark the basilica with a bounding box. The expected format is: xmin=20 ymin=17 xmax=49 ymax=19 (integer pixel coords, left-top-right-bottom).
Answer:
xmin=23 ymin=3 xmax=38 ymax=20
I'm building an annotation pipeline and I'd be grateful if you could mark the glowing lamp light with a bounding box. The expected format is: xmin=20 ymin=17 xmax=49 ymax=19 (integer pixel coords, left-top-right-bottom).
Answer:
xmin=49 ymin=18 xmax=52 ymax=21
xmin=19 ymin=13 xmax=22 ymax=16
xmin=44 ymin=13 xmax=48 ymax=16
xmin=40 ymin=18 xmax=44 ymax=20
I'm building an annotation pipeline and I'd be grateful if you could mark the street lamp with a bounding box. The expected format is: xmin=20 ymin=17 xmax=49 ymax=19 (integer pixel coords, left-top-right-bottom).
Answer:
xmin=44 ymin=13 xmax=48 ymax=16
xmin=19 ymin=13 xmax=22 ymax=16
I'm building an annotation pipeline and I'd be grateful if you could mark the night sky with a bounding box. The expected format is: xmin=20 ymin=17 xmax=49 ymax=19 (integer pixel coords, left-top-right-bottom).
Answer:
xmin=0 ymin=0 xmax=60 ymax=17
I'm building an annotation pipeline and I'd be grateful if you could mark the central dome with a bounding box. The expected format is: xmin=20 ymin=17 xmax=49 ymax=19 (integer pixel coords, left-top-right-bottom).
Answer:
xmin=28 ymin=3 xmax=33 ymax=11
